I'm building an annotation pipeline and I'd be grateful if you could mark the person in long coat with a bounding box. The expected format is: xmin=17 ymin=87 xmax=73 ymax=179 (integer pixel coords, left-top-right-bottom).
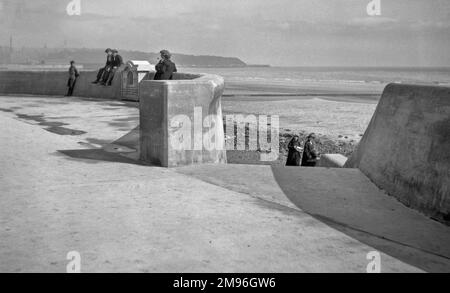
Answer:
xmin=66 ymin=60 xmax=79 ymax=97
xmin=92 ymin=48 xmax=113 ymax=84
xmin=286 ymin=135 xmax=303 ymax=166
xmin=301 ymin=133 xmax=320 ymax=167
xmin=154 ymin=50 xmax=177 ymax=80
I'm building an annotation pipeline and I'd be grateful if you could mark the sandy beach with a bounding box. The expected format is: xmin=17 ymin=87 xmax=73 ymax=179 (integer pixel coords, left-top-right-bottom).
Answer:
xmin=217 ymin=79 xmax=384 ymax=165
xmin=223 ymin=91 xmax=379 ymax=141
xmin=184 ymin=67 xmax=385 ymax=142
xmin=178 ymin=66 xmax=393 ymax=164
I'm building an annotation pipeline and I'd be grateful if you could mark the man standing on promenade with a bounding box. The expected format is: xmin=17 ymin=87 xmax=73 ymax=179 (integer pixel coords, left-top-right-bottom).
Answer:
xmin=66 ymin=60 xmax=79 ymax=97
xmin=102 ymin=49 xmax=123 ymax=86
xmin=154 ymin=50 xmax=177 ymax=80
xmin=301 ymin=133 xmax=320 ymax=167
xmin=92 ymin=48 xmax=113 ymax=84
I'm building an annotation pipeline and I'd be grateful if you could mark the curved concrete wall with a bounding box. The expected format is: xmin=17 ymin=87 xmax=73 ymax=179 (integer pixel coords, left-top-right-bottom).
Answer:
xmin=318 ymin=154 xmax=348 ymax=168
xmin=0 ymin=69 xmax=124 ymax=99
xmin=139 ymin=73 xmax=227 ymax=167
xmin=346 ymin=83 xmax=450 ymax=222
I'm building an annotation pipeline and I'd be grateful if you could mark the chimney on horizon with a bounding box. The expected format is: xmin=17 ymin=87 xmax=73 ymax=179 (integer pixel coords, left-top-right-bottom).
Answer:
xmin=8 ymin=35 xmax=13 ymax=64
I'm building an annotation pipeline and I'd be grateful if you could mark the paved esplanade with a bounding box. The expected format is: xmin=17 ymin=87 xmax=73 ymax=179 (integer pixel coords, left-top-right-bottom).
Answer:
xmin=1 ymin=95 xmax=449 ymax=272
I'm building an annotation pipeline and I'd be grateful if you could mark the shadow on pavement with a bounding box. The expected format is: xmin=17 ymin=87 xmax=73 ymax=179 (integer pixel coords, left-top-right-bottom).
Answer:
xmin=58 ymin=149 xmax=147 ymax=166
xmin=58 ymin=127 xmax=148 ymax=166
xmin=270 ymin=165 xmax=450 ymax=272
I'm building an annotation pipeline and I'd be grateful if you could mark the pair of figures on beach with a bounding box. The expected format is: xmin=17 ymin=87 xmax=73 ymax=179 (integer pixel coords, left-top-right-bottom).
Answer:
xmin=286 ymin=133 xmax=320 ymax=167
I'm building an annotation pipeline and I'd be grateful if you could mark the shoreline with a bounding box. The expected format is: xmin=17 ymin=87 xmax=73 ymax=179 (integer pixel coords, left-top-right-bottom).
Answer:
xmin=223 ymin=94 xmax=380 ymax=104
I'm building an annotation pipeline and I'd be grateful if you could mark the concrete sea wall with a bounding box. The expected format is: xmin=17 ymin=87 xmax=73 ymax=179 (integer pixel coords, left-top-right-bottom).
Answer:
xmin=346 ymin=83 xmax=450 ymax=222
xmin=318 ymin=154 xmax=348 ymax=168
xmin=139 ymin=73 xmax=227 ymax=167
xmin=0 ymin=69 xmax=123 ymax=99
xmin=0 ymin=69 xmax=228 ymax=168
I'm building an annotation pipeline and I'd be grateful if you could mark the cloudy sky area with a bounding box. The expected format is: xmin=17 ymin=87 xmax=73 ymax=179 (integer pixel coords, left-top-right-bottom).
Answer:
xmin=0 ymin=0 xmax=449 ymax=66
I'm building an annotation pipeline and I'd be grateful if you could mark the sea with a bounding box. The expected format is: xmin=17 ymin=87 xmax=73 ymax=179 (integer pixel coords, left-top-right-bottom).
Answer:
xmin=183 ymin=66 xmax=450 ymax=140
xmin=183 ymin=66 xmax=450 ymax=87
xmin=2 ymin=65 xmax=448 ymax=139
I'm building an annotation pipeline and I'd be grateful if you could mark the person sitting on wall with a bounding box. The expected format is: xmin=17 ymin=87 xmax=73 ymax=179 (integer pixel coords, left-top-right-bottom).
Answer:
xmin=92 ymin=48 xmax=113 ymax=84
xmin=286 ymin=135 xmax=303 ymax=166
xmin=102 ymin=49 xmax=123 ymax=86
xmin=66 ymin=60 xmax=80 ymax=97
xmin=301 ymin=133 xmax=320 ymax=167
xmin=154 ymin=50 xmax=177 ymax=80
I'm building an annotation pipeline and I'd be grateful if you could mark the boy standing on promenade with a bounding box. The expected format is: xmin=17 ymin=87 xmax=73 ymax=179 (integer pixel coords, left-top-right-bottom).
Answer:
xmin=66 ymin=60 xmax=79 ymax=97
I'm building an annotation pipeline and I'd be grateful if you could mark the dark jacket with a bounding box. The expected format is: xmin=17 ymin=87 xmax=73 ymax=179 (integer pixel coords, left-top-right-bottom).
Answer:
xmin=286 ymin=138 xmax=302 ymax=166
xmin=154 ymin=59 xmax=177 ymax=80
xmin=68 ymin=65 xmax=79 ymax=80
xmin=112 ymin=55 xmax=123 ymax=67
xmin=105 ymin=55 xmax=114 ymax=67
xmin=301 ymin=140 xmax=319 ymax=167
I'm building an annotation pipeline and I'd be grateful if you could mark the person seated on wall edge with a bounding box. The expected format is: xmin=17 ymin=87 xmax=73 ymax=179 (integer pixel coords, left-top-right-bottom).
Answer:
xmin=92 ymin=48 xmax=113 ymax=84
xmin=154 ymin=49 xmax=177 ymax=80
xmin=101 ymin=49 xmax=123 ymax=86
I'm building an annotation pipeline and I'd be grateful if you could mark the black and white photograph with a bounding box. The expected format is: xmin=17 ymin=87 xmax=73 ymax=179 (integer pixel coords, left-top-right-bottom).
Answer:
xmin=0 ymin=0 xmax=449 ymax=277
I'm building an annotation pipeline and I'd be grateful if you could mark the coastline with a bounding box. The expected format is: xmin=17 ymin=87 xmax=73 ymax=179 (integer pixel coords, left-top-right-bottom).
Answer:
xmin=222 ymin=81 xmax=380 ymax=137
xmin=220 ymin=79 xmax=383 ymax=165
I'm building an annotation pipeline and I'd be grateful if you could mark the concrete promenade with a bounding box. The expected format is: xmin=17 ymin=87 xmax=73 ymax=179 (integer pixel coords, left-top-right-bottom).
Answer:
xmin=1 ymin=95 xmax=449 ymax=272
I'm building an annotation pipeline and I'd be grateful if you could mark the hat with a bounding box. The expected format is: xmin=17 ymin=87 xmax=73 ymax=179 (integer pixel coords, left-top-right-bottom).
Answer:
xmin=112 ymin=49 xmax=118 ymax=53
xmin=307 ymin=133 xmax=316 ymax=139
xmin=160 ymin=49 xmax=172 ymax=58
xmin=105 ymin=48 xmax=112 ymax=53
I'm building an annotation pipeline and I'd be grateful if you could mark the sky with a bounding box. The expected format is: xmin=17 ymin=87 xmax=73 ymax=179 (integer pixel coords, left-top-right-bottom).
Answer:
xmin=0 ymin=0 xmax=449 ymax=66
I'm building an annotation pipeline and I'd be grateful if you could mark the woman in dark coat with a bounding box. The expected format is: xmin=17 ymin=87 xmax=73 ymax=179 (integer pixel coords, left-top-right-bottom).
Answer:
xmin=286 ymin=135 xmax=303 ymax=166
xmin=301 ymin=133 xmax=320 ymax=167
xmin=154 ymin=50 xmax=177 ymax=80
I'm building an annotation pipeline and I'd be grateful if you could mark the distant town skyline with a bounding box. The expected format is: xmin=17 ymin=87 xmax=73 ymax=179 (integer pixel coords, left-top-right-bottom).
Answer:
xmin=1 ymin=0 xmax=450 ymax=67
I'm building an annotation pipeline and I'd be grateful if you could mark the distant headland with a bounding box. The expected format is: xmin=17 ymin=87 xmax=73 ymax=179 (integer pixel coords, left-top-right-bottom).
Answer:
xmin=0 ymin=47 xmax=269 ymax=69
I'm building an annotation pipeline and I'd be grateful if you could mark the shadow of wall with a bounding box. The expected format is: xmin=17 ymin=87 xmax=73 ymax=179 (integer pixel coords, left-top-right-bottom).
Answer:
xmin=345 ymin=83 xmax=450 ymax=223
